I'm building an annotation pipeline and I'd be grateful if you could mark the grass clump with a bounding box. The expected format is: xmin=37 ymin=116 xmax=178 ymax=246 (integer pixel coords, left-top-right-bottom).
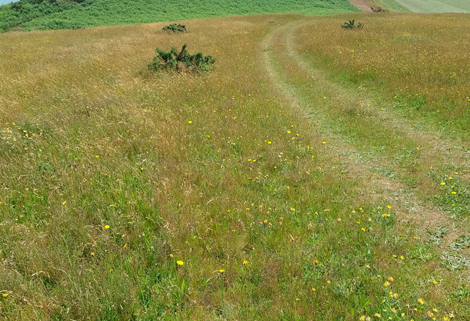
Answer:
xmin=162 ymin=23 xmax=187 ymax=33
xmin=341 ymin=19 xmax=364 ymax=29
xmin=148 ymin=44 xmax=215 ymax=73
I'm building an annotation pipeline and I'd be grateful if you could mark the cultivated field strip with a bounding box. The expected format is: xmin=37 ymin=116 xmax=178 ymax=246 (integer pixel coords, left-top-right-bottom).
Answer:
xmin=393 ymin=0 xmax=470 ymax=13
xmin=261 ymin=19 xmax=470 ymax=265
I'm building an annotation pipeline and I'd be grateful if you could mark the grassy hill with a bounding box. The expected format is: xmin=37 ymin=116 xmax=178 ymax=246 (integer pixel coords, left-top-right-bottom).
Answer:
xmin=1 ymin=11 xmax=470 ymax=320
xmin=0 ymin=0 xmax=359 ymax=31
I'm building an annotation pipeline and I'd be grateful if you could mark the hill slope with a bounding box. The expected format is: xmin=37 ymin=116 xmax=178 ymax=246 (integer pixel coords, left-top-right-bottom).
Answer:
xmin=0 ymin=0 xmax=359 ymax=31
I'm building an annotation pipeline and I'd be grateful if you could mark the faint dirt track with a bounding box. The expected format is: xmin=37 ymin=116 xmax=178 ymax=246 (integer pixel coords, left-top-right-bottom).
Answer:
xmin=260 ymin=20 xmax=468 ymax=245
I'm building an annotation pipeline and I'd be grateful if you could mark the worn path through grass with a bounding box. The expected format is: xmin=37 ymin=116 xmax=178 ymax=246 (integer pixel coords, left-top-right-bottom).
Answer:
xmin=264 ymin=19 xmax=470 ymax=234
xmin=261 ymin=18 xmax=470 ymax=316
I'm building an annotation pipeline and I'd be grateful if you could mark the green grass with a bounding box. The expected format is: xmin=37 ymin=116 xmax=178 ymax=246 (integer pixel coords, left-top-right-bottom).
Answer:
xmin=373 ymin=0 xmax=410 ymax=12
xmin=0 ymin=0 xmax=359 ymax=31
xmin=393 ymin=0 xmax=470 ymax=12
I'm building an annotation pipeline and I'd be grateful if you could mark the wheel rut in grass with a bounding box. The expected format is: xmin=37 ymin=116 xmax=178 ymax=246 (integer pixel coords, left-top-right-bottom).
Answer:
xmin=260 ymin=21 xmax=469 ymax=247
xmin=282 ymin=22 xmax=470 ymax=169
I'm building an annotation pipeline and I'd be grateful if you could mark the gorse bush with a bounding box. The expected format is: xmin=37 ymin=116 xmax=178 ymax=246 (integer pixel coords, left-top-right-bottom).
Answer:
xmin=162 ymin=23 xmax=187 ymax=33
xmin=148 ymin=44 xmax=215 ymax=73
xmin=341 ymin=19 xmax=364 ymax=29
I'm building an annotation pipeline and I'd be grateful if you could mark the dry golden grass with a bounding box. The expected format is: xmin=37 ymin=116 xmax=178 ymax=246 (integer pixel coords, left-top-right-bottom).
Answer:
xmin=0 ymin=13 xmax=469 ymax=320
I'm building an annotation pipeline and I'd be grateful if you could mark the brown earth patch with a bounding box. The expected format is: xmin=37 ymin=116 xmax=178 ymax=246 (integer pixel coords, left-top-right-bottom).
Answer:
xmin=348 ymin=0 xmax=382 ymax=13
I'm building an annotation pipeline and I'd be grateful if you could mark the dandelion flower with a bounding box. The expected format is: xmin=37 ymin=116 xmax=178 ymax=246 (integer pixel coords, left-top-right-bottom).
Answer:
xmin=219 ymin=269 xmax=225 ymax=273
xmin=243 ymin=260 xmax=248 ymax=266
xmin=177 ymin=260 xmax=184 ymax=266
xmin=62 ymin=201 xmax=66 ymax=205
xmin=105 ymin=225 xmax=110 ymax=229
xmin=2 ymin=293 xmax=8 ymax=298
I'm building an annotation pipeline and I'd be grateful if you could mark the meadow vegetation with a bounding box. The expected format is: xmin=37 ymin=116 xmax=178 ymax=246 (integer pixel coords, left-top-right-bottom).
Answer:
xmin=0 ymin=11 xmax=470 ymax=321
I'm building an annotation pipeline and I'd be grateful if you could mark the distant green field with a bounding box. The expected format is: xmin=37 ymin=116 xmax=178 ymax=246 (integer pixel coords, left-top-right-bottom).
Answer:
xmin=373 ymin=0 xmax=410 ymax=11
xmin=391 ymin=0 xmax=470 ymax=12
xmin=0 ymin=0 xmax=359 ymax=31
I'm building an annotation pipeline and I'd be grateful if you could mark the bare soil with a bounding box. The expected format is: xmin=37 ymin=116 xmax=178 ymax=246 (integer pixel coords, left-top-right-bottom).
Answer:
xmin=348 ymin=0 xmax=377 ymax=12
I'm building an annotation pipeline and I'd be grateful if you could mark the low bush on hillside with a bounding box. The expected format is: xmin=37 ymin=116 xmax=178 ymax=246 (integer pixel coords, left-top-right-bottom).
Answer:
xmin=148 ymin=44 xmax=215 ymax=73
xmin=162 ymin=23 xmax=187 ymax=33
xmin=371 ymin=6 xmax=388 ymax=13
xmin=341 ymin=19 xmax=364 ymax=29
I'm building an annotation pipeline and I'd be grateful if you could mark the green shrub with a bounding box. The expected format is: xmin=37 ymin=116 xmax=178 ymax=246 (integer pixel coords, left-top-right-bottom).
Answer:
xmin=162 ymin=23 xmax=187 ymax=33
xmin=148 ymin=44 xmax=215 ymax=73
xmin=341 ymin=19 xmax=364 ymax=29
